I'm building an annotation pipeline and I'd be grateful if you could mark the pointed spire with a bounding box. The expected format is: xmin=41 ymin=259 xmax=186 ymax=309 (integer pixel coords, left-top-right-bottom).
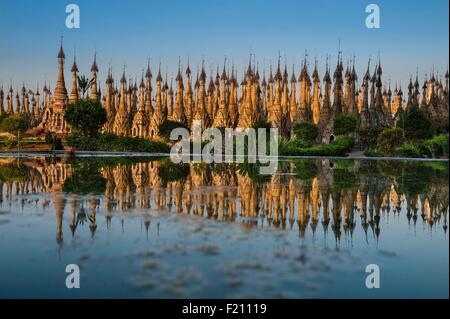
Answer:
xmin=156 ymin=63 xmax=162 ymax=82
xmin=139 ymin=69 xmax=145 ymax=88
xmin=246 ymin=53 xmax=253 ymax=77
xmin=146 ymin=58 xmax=152 ymax=79
xmin=121 ymin=65 xmax=126 ymax=83
xmin=269 ymin=64 xmax=274 ymax=83
xmin=312 ymin=58 xmax=319 ymax=82
xmin=57 ymin=35 xmax=65 ymax=59
xmin=176 ymin=57 xmax=183 ymax=81
xmin=200 ymin=59 xmax=207 ymax=82
xmin=71 ymin=50 xmax=79 ymax=73
xmin=291 ymin=64 xmax=297 ymax=83
xmin=275 ymin=53 xmax=282 ymax=81
xmin=186 ymin=57 xmax=191 ymax=76
xmin=221 ymin=58 xmax=227 ymax=80
xmin=106 ymin=67 xmax=113 ymax=84
xmin=376 ymin=59 xmax=382 ymax=75
xmin=91 ymin=52 xmax=98 ymax=72
xmin=323 ymin=55 xmax=331 ymax=83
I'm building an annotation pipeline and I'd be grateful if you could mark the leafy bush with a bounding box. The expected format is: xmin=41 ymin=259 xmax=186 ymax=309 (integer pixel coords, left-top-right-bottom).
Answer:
xmin=288 ymin=138 xmax=313 ymax=149
xmin=363 ymin=149 xmax=383 ymax=157
xmin=281 ymin=136 xmax=355 ymax=156
xmin=65 ymin=133 xmax=170 ymax=153
xmin=396 ymin=107 xmax=432 ymax=141
xmin=278 ymin=138 xmax=291 ymax=156
xmin=0 ymin=115 xmax=28 ymax=135
xmin=420 ymin=134 xmax=449 ymax=158
xmin=333 ymin=115 xmax=358 ymax=136
xmin=64 ymin=99 xmax=107 ymax=137
xmin=358 ymin=126 xmax=384 ymax=150
xmin=292 ymin=122 xmax=319 ymax=142
xmin=395 ymin=145 xmax=422 ymax=158
xmin=376 ymin=128 xmax=406 ymax=155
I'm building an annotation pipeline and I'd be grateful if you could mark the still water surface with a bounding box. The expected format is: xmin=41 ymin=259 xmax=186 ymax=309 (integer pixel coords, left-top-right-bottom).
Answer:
xmin=0 ymin=156 xmax=448 ymax=298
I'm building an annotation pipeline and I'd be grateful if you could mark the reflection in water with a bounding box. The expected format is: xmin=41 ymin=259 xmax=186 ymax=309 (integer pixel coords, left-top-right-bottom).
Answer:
xmin=0 ymin=157 xmax=448 ymax=246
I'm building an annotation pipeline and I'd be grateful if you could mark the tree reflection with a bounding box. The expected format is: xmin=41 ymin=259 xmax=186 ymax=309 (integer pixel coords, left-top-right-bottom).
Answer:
xmin=0 ymin=157 xmax=448 ymax=244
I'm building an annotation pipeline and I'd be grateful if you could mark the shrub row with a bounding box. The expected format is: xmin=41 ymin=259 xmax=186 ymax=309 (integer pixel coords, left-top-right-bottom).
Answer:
xmin=65 ymin=133 xmax=170 ymax=153
xmin=365 ymin=134 xmax=449 ymax=159
xmin=280 ymin=136 xmax=355 ymax=156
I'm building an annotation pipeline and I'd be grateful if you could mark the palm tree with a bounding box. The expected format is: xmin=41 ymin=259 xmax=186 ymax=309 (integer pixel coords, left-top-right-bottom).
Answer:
xmin=77 ymin=75 xmax=94 ymax=98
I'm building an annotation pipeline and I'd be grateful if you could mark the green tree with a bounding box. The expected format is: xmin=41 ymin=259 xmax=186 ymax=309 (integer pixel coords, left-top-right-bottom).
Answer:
xmin=292 ymin=122 xmax=319 ymax=143
xmin=358 ymin=126 xmax=384 ymax=150
xmin=64 ymin=99 xmax=107 ymax=137
xmin=397 ymin=107 xmax=432 ymax=141
xmin=0 ymin=115 xmax=28 ymax=134
xmin=77 ymin=75 xmax=94 ymax=98
xmin=333 ymin=115 xmax=358 ymax=136
xmin=0 ymin=115 xmax=28 ymax=150
xmin=377 ymin=127 xmax=406 ymax=155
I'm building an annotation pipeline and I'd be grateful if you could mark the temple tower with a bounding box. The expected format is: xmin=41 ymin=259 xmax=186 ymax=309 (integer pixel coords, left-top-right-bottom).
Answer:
xmin=311 ymin=61 xmax=321 ymax=125
xmin=149 ymin=68 xmax=166 ymax=139
xmin=184 ymin=62 xmax=193 ymax=126
xmin=90 ymin=53 xmax=99 ymax=101
xmin=103 ymin=68 xmax=115 ymax=133
xmin=289 ymin=66 xmax=297 ymax=126
xmin=132 ymin=74 xmax=149 ymax=138
xmin=332 ymin=55 xmax=344 ymax=116
xmin=173 ymin=61 xmax=186 ymax=125
xmin=318 ymin=59 xmax=333 ymax=143
xmin=69 ymin=54 xmax=79 ymax=104
xmin=0 ymin=86 xmax=5 ymax=116
xmin=45 ymin=41 xmax=69 ymax=134
xmin=112 ymin=69 xmax=131 ymax=136
xmin=267 ymin=58 xmax=283 ymax=130
xmin=358 ymin=61 xmax=372 ymax=128
xmin=213 ymin=63 xmax=229 ymax=128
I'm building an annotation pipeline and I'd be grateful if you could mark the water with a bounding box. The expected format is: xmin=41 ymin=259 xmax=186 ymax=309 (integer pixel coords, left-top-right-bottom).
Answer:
xmin=0 ymin=156 xmax=448 ymax=298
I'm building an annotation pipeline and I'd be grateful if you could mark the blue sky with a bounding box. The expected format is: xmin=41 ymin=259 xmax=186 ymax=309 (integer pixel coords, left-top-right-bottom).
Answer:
xmin=0 ymin=0 xmax=448 ymax=91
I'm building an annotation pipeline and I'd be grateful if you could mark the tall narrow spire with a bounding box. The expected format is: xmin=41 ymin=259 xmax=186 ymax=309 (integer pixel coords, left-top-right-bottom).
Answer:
xmin=90 ymin=52 xmax=99 ymax=101
xmin=69 ymin=51 xmax=79 ymax=104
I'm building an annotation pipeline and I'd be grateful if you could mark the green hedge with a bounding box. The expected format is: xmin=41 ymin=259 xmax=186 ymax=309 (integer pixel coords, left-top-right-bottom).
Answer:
xmin=281 ymin=136 xmax=355 ymax=156
xmin=394 ymin=145 xmax=422 ymax=158
xmin=65 ymin=133 xmax=170 ymax=153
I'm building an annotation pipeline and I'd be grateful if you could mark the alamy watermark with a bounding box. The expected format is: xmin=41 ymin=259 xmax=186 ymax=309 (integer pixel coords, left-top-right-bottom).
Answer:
xmin=169 ymin=121 xmax=279 ymax=175
xmin=365 ymin=264 xmax=380 ymax=289
xmin=65 ymin=264 xmax=80 ymax=289
xmin=65 ymin=4 xmax=80 ymax=29
xmin=365 ymin=4 xmax=380 ymax=29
